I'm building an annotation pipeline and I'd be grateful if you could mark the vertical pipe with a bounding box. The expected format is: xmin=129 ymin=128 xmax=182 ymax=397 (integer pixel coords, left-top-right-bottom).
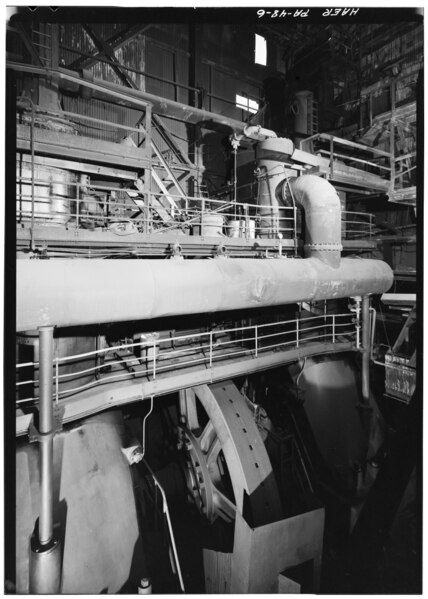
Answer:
xmin=144 ymin=105 xmax=152 ymax=234
xmin=30 ymin=101 xmax=35 ymax=250
xmin=38 ymin=325 xmax=54 ymax=545
xmin=30 ymin=327 xmax=61 ymax=599
xmin=354 ymin=296 xmax=361 ymax=349
xmin=233 ymin=148 xmax=237 ymax=217
xmin=362 ymin=295 xmax=371 ymax=405
xmin=390 ymin=82 xmax=396 ymax=187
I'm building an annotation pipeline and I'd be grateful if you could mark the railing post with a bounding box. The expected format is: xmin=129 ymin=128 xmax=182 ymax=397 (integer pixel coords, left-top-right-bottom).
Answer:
xmin=293 ymin=205 xmax=298 ymax=256
xmin=209 ymin=331 xmax=213 ymax=368
xmin=329 ymin=136 xmax=334 ymax=179
xmin=76 ymin=182 xmax=80 ymax=229
xmin=152 ymin=340 xmax=156 ymax=380
xmin=296 ymin=318 xmax=299 ymax=348
xmin=255 ymin=326 xmax=258 ymax=357
xmin=355 ymin=297 xmax=361 ymax=349
xmin=332 ymin=314 xmax=336 ymax=343
xmin=55 ymin=357 xmax=59 ymax=404
xmin=201 ymin=197 xmax=205 ymax=235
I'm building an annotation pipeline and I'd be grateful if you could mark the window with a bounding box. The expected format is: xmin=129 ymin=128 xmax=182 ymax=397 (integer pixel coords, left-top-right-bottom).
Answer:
xmin=255 ymin=34 xmax=267 ymax=66
xmin=236 ymin=94 xmax=259 ymax=114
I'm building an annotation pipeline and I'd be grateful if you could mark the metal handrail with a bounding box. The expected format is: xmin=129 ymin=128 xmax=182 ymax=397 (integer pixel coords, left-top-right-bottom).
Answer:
xmin=16 ymin=313 xmax=356 ymax=404
xmin=301 ymin=133 xmax=392 ymax=158
xmin=300 ymin=133 xmax=393 ymax=186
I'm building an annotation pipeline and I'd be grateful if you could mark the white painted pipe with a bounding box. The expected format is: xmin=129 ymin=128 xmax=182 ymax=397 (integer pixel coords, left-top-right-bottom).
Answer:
xmin=17 ymin=257 xmax=393 ymax=331
xmin=290 ymin=175 xmax=343 ymax=268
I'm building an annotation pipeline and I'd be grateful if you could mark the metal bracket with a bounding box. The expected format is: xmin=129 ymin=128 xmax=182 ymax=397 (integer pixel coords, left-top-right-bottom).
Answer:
xmin=28 ymin=403 xmax=65 ymax=443
xmin=215 ymin=244 xmax=228 ymax=258
xmin=170 ymin=242 xmax=183 ymax=259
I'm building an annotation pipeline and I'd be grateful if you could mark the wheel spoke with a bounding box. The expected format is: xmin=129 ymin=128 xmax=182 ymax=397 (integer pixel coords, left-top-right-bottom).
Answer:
xmin=206 ymin=437 xmax=221 ymax=469
xmin=213 ymin=488 xmax=236 ymax=522
xmin=199 ymin=419 xmax=215 ymax=453
xmin=179 ymin=388 xmax=199 ymax=430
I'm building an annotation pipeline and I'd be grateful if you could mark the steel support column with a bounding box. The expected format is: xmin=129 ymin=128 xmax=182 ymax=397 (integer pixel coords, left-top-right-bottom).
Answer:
xmin=29 ymin=326 xmax=62 ymax=594
xmin=38 ymin=326 xmax=54 ymax=544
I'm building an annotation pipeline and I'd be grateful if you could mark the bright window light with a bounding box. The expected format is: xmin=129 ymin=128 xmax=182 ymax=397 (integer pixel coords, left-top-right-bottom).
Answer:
xmin=236 ymin=94 xmax=259 ymax=114
xmin=255 ymin=34 xmax=267 ymax=65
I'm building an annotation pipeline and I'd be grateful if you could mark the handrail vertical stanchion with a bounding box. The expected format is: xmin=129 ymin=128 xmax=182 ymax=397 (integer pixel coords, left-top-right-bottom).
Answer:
xmin=332 ymin=314 xmax=336 ymax=343
xmin=209 ymin=331 xmax=213 ymax=368
xmin=296 ymin=318 xmax=299 ymax=348
xmin=201 ymin=197 xmax=205 ymax=235
xmin=152 ymin=339 xmax=156 ymax=380
xmin=355 ymin=297 xmax=361 ymax=349
xmin=55 ymin=356 xmax=59 ymax=404
xmin=76 ymin=182 xmax=80 ymax=229
xmin=255 ymin=326 xmax=258 ymax=357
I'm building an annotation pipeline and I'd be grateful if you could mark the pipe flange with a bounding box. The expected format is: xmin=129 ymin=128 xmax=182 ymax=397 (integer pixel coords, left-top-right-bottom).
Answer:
xmin=28 ymin=404 xmax=65 ymax=443
xmin=304 ymin=243 xmax=343 ymax=252
xmin=215 ymin=244 xmax=228 ymax=258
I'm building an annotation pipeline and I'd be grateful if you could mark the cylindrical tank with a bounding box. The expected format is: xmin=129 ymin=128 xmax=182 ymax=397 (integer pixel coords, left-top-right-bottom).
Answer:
xmin=292 ymin=90 xmax=314 ymax=135
xmin=194 ymin=213 xmax=224 ymax=236
xmin=16 ymin=154 xmax=76 ymax=225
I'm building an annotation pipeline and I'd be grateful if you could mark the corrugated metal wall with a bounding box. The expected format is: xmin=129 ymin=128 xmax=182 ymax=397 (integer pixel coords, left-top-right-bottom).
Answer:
xmin=59 ymin=24 xmax=191 ymax=155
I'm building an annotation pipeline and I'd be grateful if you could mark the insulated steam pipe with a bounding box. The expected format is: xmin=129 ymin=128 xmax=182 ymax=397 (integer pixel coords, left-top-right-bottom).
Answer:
xmin=17 ymin=258 xmax=393 ymax=331
xmin=7 ymin=61 xmax=255 ymax=135
xmin=290 ymin=175 xmax=342 ymax=268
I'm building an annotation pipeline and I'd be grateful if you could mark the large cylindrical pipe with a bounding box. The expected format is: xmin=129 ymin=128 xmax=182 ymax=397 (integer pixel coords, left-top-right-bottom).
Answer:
xmin=17 ymin=258 xmax=393 ymax=331
xmin=290 ymin=175 xmax=342 ymax=268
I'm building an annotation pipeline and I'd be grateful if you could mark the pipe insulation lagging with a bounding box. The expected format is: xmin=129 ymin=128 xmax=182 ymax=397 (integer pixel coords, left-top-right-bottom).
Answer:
xmin=290 ymin=175 xmax=342 ymax=268
xmin=17 ymin=257 xmax=393 ymax=331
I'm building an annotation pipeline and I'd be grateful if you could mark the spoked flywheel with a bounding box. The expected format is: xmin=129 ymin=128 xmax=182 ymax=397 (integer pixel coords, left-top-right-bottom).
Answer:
xmin=178 ymin=381 xmax=282 ymax=527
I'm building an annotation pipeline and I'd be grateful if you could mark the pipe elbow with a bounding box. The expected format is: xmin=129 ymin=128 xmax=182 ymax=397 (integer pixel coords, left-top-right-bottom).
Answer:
xmin=243 ymin=124 xmax=277 ymax=141
xmin=290 ymin=175 xmax=342 ymax=268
